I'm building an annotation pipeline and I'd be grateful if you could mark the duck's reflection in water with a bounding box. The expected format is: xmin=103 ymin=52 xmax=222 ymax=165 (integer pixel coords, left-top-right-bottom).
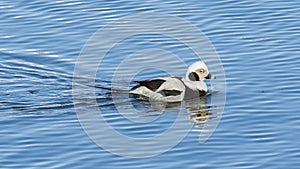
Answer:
xmin=135 ymin=96 xmax=217 ymax=134
xmin=186 ymin=97 xmax=217 ymax=134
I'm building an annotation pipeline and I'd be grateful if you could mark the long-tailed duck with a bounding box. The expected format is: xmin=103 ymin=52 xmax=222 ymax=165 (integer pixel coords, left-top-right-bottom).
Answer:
xmin=130 ymin=61 xmax=214 ymax=102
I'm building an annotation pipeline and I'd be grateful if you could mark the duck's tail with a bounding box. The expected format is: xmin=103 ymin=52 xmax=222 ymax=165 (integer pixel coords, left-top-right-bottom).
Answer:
xmin=72 ymin=76 xmax=131 ymax=94
xmin=92 ymin=84 xmax=130 ymax=94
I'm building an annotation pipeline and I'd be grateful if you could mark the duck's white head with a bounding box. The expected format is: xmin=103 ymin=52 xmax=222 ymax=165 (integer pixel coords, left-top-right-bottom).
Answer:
xmin=185 ymin=61 xmax=214 ymax=81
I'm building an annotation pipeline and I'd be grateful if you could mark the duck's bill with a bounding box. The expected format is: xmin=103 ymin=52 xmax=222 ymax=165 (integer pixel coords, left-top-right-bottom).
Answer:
xmin=205 ymin=74 xmax=215 ymax=79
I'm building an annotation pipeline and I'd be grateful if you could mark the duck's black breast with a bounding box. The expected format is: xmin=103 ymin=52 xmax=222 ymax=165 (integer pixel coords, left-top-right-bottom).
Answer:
xmin=175 ymin=78 xmax=207 ymax=99
xmin=183 ymin=86 xmax=206 ymax=100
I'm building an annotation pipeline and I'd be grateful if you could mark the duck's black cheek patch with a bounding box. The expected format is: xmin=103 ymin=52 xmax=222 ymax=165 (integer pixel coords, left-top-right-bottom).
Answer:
xmin=158 ymin=90 xmax=182 ymax=96
xmin=188 ymin=72 xmax=200 ymax=81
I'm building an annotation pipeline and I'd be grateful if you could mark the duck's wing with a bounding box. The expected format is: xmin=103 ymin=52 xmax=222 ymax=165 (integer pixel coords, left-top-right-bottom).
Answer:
xmin=131 ymin=78 xmax=166 ymax=91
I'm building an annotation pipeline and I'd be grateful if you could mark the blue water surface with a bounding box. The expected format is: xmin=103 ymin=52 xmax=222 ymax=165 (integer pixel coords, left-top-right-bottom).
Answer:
xmin=1 ymin=0 xmax=300 ymax=168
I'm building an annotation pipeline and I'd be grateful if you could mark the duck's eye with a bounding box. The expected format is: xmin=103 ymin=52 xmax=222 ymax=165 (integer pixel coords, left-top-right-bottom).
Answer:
xmin=198 ymin=69 xmax=205 ymax=73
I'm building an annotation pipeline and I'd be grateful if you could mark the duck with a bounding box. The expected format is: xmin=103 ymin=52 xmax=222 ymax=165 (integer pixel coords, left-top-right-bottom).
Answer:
xmin=130 ymin=61 xmax=214 ymax=102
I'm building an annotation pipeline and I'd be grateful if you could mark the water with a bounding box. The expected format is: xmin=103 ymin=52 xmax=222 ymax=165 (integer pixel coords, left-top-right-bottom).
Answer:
xmin=1 ymin=0 xmax=300 ymax=168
